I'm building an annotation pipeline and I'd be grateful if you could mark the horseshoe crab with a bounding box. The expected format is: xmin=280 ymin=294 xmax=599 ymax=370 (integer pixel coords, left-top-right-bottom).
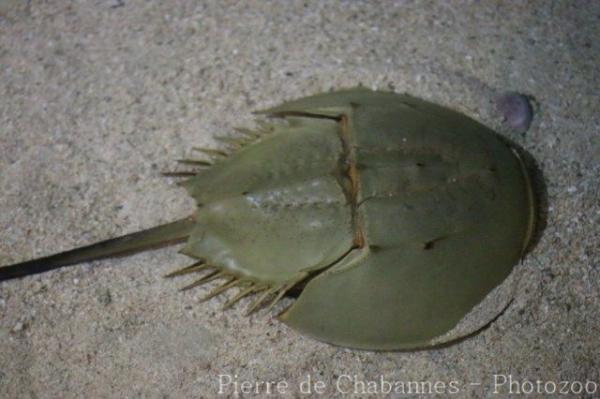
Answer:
xmin=0 ymin=88 xmax=536 ymax=350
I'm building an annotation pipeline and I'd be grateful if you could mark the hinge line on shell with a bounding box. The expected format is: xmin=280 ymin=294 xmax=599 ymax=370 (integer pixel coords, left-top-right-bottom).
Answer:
xmin=338 ymin=112 xmax=366 ymax=248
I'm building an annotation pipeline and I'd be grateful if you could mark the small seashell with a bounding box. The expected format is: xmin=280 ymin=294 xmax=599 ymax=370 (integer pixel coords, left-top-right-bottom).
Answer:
xmin=496 ymin=92 xmax=534 ymax=132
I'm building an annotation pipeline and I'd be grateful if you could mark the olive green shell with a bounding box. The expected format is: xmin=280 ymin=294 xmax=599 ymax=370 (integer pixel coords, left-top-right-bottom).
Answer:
xmin=179 ymin=88 xmax=535 ymax=350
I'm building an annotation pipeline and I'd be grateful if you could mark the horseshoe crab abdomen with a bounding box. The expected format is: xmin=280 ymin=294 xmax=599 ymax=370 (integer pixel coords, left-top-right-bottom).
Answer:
xmin=182 ymin=116 xmax=355 ymax=284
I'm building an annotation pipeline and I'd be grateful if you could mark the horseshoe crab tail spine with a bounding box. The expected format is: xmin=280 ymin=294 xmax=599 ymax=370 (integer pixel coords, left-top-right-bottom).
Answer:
xmin=0 ymin=216 xmax=197 ymax=282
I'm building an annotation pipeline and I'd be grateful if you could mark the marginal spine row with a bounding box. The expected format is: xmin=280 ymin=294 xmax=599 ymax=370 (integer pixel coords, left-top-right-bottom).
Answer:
xmin=164 ymin=261 xmax=300 ymax=314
